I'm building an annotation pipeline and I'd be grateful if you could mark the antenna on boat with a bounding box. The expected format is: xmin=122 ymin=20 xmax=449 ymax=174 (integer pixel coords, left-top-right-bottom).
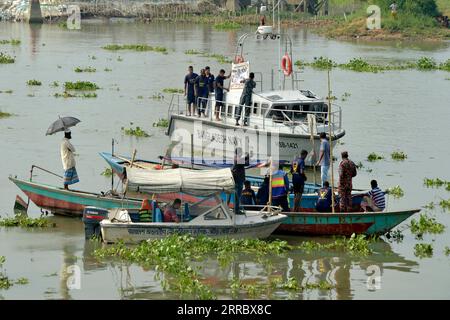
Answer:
xmin=327 ymin=70 xmax=336 ymax=213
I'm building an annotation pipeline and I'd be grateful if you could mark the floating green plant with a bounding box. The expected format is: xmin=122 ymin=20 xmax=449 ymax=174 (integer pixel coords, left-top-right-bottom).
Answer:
xmin=50 ymin=81 xmax=59 ymax=87
xmin=104 ymin=68 xmax=112 ymax=72
xmin=74 ymin=66 xmax=96 ymax=73
xmin=0 ymin=89 xmax=13 ymax=94
xmin=439 ymin=199 xmax=450 ymax=210
xmin=94 ymin=235 xmax=293 ymax=299
xmin=391 ymin=151 xmax=407 ymax=161
xmin=0 ymin=39 xmax=21 ymax=45
xmin=184 ymin=49 xmax=203 ymax=55
xmin=386 ymin=186 xmax=404 ymax=199
xmin=121 ymin=125 xmax=150 ymax=138
xmin=297 ymin=233 xmax=374 ymax=256
xmin=439 ymin=59 xmax=450 ymax=72
xmin=307 ymin=56 xmax=337 ymax=70
xmin=64 ymin=81 xmax=99 ymax=90
xmin=410 ymin=214 xmax=445 ymax=236
xmin=387 ymin=229 xmax=404 ymax=243
xmin=213 ymin=21 xmax=241 ymax=30
xmin=15 ymin=278 xmax=29 ymax=285
xmin=340 ymin=58 xmax=384 ymax=73
xmin=424 ymin=202 xmax=435 ymax=210
xmin=414 ymin=243 xmax=433 ymax=259
xmin=341 ymin=92 xmax=351 ymax=101
xmin=26 ymin=79 xmax=42 ymax=86
xmin=54 ymin=92 xmax=76 ymax=98
xmin=367 ymin=152 xmax=384 ymax=162
xmin=416 ymin=57 xmax=437 ymax=70
xmin=0 ymin=214 xmax=55 ymax=228
xmin=102 ymin=44 xmax=167 ymax=54
xmin=445 ymin=247 xmax=450 ymax=256
xmin=424 ymin=178 xmax=450 ymax=190
xmin=151 ymin=93 xmax=164 ymax=100
xmin=0 ymin=256 xmax=28 ymax=290
xmin=100 ymin=168 xmax=113 ymax=177
xmin=0 ymin=111 xmax=13 ymax=119
xmin=153 ymin=118 xmax=169 ymax=128
xmin=162 ymin=88 xmax=184 ymax=94
xmin=201 ymin=53 xmax=232 ymax=64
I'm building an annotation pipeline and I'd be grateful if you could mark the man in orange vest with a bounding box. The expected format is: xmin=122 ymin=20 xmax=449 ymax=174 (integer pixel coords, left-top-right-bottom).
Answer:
xmin=271 ymin=164 xmax=290 ymax=212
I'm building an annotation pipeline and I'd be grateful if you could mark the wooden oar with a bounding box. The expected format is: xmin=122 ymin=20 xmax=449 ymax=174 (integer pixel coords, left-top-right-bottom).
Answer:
xmin=114 ymin=154 xmax=152 ymax=171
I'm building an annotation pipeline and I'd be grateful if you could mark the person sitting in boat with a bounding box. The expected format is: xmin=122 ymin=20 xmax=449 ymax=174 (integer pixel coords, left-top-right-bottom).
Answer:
xmin=235 ymin=72 xmax=256 ymax=126
xmin=163 ymin=199 xmax=181 ymax=223
xmin=240 ymin=180 xmax=256 ymax=206
xmin=271 ymin=164 xmax=290 ymax=212
xmin=256 ymin=176 xmax=270 ymax=205
xmin=360 ymin=180 xmax=386 ymax=212
xmin=61 ymin=129 xmax=79 ymax=190
xmin=315 ymin=181 xmax=334 ymax=213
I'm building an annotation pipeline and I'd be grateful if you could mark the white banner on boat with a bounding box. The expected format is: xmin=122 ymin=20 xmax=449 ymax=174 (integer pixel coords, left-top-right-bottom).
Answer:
xmin=230 ymin=61 xmax=250 ymax=91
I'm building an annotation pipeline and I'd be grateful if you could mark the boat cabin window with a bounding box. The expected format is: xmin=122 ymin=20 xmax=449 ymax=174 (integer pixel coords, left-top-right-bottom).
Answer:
xmin=261 ymin=103 xmax=269 ymax=116
xmin=267 ymin=104 xmax=287 ymax=122
xmin=203 ymin=206 xmax=228 ymax=220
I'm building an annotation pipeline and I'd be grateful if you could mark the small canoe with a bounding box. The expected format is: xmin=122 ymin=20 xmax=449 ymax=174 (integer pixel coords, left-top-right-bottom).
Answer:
xmin=9 ymin=177 xmax=142 ymax=217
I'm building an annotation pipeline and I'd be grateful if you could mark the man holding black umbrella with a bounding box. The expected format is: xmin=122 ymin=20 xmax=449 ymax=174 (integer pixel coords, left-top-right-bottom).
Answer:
xmin=61 ymin=129 xmax=79 ymax=189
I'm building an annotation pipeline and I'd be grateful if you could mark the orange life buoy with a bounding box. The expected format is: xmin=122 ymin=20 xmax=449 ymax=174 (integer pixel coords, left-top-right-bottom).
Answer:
xmin=281 ymin=53 xmax=293 ymax=76
xmin=234 ymin=55 xmax=244 ymax=64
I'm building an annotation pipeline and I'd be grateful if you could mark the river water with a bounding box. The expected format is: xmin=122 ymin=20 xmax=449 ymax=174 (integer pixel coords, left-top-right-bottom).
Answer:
xmin=0 ymin=20 xmax=449 ymax=299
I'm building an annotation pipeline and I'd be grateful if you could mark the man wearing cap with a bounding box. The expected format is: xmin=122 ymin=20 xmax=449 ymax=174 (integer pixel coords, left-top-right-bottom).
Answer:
xmin=61 ymin=129 xmax=79 ymax=190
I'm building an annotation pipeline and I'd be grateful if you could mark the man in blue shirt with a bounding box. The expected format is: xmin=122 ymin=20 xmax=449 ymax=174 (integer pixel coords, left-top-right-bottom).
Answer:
xmin=195 ymin=69 xmax=209 ymax=117
xmin=214 ymin=69 xmax=230 ymax=121
xmin=240 ymin=180 xmax=256 ymax=206
xmin=315 ymin=132 xmax=330 ymax=187
xmin=205 ymin=66 xmax=215 ymax=94
xmin=291 ymin=149 xmax=308 ymax=212
xmin=184 ymin=66 xmax=198 ymax=116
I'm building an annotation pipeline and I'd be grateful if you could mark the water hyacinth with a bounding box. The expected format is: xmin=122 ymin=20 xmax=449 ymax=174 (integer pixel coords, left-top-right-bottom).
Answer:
xmin=121 ymin=125 xmax=151 ymax=138
xmin=414 ymin=243 xmax=433 ymax=259
xmin=0 ymin=214 xmax=55 ymax=228
xmin=409 ymin=214 xmax=445 ymax=236
xmin=386 ymin=186 xmax=404 ymax=199
xmin=367 ymin=152 xmax=384 ymax=162
xmin=0 ymin=52 xmax=15 ymax=63
xmin=64 ymin=81 xmax=99 ymax=90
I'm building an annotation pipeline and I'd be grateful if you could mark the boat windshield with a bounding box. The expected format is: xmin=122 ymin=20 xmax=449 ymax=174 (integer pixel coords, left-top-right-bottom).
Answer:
xmin=188 ymin=194 xmax=224 ymax=217
xmin=267 ymin=103 xmax=328 ymax=122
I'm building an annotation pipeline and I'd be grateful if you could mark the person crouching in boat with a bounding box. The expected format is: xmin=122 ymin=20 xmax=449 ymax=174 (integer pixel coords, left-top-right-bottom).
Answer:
xmin=163 ymin=199 xmax=181 ymax=223
xmin=360 ymin=180 xmax=386 ymax=212
xmin=315 ymin=181 xmax=334 ymax=213
xmin=61 ymin=129 xmax=79 ymax=190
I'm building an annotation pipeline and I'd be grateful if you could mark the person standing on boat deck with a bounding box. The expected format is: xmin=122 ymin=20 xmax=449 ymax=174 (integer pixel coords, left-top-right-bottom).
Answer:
xmin=184 ymin=66 xmax=198 ymax=116
xmin=235 ymin=72 xmax=256 ymax=126
xmin=271 ymin=164 xmax=290 ymax=212
xmin=205 ymin=66 xmax=215 ymax=95
xmin=195 ymin=69 xmax=209 ymax=118
xmin=231 ymin=147 xmax=249 ymax=214
xmin=338 ymin=151 xmax=357 ymax=212
xmin=256 ymin=176 xmax=270 ymax=205
xmin=360 ymin=180 xmax=385 ymax=212
xmin=291 ymin=149 xmax=308 ymax=212
xmin=163 ymin=198 xmax=181 ymax=223
xmin=61 ymin=129 xmax=79 ymax=190
xmin=214 ymin=69 xmax=231 ymax=121
xmin=316 ymin=132 xmax=330 ymax=187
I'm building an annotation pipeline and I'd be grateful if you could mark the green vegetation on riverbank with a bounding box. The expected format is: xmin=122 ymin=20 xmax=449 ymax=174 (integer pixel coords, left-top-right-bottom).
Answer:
xmin=319 ymin=0 xmax=450 ymax=40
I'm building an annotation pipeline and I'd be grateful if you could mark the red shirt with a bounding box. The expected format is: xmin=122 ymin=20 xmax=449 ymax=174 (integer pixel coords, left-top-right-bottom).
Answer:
xmin=163 ymin=206 xmax=180 ymax=222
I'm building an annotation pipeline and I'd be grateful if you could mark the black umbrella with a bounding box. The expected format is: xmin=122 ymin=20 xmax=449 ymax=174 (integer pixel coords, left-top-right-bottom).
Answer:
xmin=46 ymin=116 xmax=81 ymax=135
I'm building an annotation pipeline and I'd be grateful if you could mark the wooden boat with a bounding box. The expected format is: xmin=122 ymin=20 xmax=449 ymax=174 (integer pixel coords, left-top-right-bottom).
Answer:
xmin=274 ymin=209 xmax=420 ymax=236
xmin=9 ymin=177 xmax=143 ymax=217
xmin=100 ymin=194 xmax=287 ymax=244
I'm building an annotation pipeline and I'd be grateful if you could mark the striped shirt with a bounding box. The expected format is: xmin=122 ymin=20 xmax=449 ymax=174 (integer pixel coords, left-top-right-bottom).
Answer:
xmin=368 ymin=187 xmax=385 ymax=210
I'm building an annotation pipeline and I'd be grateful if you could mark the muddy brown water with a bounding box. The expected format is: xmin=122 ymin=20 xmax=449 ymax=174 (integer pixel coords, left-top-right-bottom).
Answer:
xmin=0 ymin=21 xmax=449 ymax=299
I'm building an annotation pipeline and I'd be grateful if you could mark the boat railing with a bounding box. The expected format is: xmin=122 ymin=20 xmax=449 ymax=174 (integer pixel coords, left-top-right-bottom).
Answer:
xmin=168 ymin=93 xmax=343 ymax=136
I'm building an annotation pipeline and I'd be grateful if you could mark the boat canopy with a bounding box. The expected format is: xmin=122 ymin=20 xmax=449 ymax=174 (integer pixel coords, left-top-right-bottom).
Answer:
xmin=125 ymin=167 xmax=235 ymax=195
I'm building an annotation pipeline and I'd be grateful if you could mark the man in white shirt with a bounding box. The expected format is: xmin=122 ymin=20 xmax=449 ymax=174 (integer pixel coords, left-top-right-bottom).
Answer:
xmin=61 ymin=129 xmax=79 ymax=190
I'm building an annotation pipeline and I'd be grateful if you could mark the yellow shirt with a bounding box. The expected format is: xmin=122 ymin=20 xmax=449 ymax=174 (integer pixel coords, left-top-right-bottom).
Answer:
xmin=60 ymin=138 xmax=76 ymax=170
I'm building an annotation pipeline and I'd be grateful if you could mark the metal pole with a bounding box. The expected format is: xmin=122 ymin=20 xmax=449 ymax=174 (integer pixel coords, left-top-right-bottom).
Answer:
xmin=191 ymin=134 xmax=194 ymax=169
xmin=327 ymin=70 xmax=335 ymax=213
xmin=111 ymin=138 xmax=114 ymax=191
